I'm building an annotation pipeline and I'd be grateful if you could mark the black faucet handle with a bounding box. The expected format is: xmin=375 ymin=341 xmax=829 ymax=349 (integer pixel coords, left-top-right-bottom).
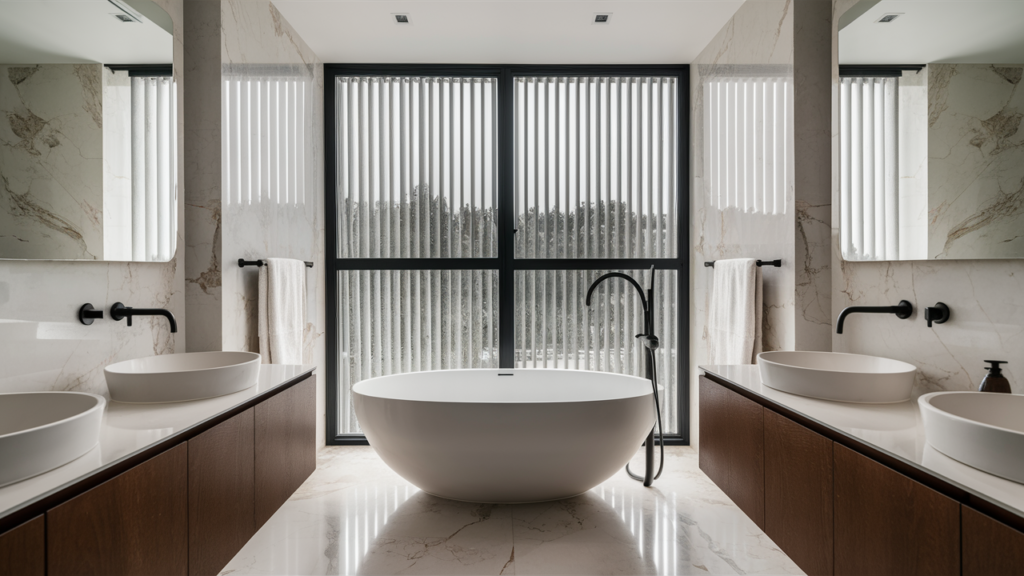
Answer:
xmin=924 ymin=302 xmax=950 ymax=327
xmin=110 ymin=302 xmax=133 ymax=327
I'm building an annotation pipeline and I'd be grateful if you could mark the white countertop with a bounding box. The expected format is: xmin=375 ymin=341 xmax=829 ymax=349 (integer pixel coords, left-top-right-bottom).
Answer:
xmin=700 ymin=364 xmax=1024 ymax=519
xmin=0 ymin=364 xmax=315 ymax=522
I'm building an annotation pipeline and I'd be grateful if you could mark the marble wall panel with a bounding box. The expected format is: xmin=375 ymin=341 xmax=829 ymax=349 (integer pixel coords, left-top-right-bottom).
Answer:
xmin=831 ymin=0 xmax=1024 ymax=394
xmin=792 ymin=0 xmax=833 ymax=352
xmin=0 ymin=0 xmax=186 ymax=397
xmin=183 ymin=0 xmax=326 ymax=445
xmin=0 ymin=64 xmax=105 ymax=260
xmin=689 ymin=0 xmax=833 ymax=446
xmin=183 ymin=0 xmax=224 ymax=353
xmin=690 ymin=0 xmax=795 ymax=448
xmin=219 ymin=0 xmax=326 ymax=446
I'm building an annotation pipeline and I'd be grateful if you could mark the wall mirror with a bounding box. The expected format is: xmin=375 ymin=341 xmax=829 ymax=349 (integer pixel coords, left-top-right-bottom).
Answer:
xmin=0 ymin=0 xmax=176 ymax=262
xmin=838 ymin=0 xmax=1023 ymax=261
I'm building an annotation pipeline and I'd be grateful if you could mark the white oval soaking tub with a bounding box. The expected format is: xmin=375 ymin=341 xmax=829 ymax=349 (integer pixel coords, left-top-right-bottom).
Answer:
xmin=353 ymin=369 xmax=656 ymax=503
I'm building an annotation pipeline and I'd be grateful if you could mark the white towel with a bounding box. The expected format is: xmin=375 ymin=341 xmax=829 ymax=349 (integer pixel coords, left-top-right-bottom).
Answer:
xmin=707 ymin=258 xmax=763 ymax=365
xmin=258 ymin=258 xmax=307 ymax=365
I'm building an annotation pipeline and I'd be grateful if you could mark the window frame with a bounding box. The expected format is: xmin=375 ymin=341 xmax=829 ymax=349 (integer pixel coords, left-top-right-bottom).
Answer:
xmin=325 ymin=64 xmax=690 ymax=445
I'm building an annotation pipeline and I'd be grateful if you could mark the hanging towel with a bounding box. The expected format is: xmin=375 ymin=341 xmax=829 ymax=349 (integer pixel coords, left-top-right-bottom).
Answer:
xmin=258 ymin=258 xmax=307 ymax=365
xmin=707 ymin=258 xmax=763 ymax=364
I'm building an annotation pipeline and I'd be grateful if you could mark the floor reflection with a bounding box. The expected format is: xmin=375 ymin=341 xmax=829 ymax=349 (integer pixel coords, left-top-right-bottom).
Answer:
xmin=220 ymin=447 xmax=803 ymax=576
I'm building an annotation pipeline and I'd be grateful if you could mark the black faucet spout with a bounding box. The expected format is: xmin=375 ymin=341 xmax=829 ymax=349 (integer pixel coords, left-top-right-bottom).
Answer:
xmin=836 ymin=300 xmax=912 ymax=334
xmin=585 ymin=272 xmax=648 ymax=312
xmin=110 ymin=302 xmax=178 ymax=333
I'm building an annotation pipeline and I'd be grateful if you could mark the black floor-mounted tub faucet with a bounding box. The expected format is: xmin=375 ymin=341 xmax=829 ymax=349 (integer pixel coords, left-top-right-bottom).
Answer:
xmin=586 ymin=267 xmax=664 ymax=487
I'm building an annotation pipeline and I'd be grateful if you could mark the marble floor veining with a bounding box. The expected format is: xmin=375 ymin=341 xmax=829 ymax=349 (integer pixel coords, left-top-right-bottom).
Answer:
xmin=220 ymin=447 xmax=803 ymax=576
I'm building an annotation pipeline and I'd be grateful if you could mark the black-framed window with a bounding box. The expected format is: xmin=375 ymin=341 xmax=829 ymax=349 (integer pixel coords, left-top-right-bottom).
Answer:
xmin=325 ymin=65 xmax=690 ymax=445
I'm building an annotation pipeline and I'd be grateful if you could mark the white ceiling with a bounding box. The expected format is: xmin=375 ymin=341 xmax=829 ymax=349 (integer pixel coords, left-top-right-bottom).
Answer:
xmin=0 ymin=0 xmax=171 ymax=65
xmin=272 ymin=0 xmax=745 ymax=64
xmin=840 ymin=0 xmax=1024 ymax=64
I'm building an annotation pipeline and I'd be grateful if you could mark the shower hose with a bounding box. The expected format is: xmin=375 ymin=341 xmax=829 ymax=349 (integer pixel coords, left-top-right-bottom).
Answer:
xmin=625 ymin=346 xmax=665 ymax=483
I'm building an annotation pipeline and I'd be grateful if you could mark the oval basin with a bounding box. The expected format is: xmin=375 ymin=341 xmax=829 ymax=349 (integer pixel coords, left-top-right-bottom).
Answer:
xmin=105 ymin=351 xmax=260 ymax=403
xmin=0 ymin=392 xmax=105 ymax=487
xmin=758 ymin=351 xmax=916 ymax=403
xmin=920 ymin=391 xmax=1024 ymax=484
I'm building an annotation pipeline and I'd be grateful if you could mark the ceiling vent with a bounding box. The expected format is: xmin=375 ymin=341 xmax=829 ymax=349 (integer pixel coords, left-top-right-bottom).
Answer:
xmin=877 ymin=13 xmax=901 ymax=23
xmin=107 ymin=0 xmax=143 ymax=23
xmin=594 ymin=14 xmax=611 ymax=24
xmin=393 ymin=14 xmax=410 ymax=24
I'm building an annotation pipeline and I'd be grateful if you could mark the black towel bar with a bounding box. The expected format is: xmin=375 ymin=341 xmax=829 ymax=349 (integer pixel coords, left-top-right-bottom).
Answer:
xmin=704 ymin=259 xmax=781 ymax=268
xmin=238 ymin=258 xmax=313 ymax=268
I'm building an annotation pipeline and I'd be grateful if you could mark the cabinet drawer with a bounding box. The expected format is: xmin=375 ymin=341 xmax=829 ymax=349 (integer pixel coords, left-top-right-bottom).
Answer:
xmin=47 ymin=444 xmax=188 ymax=576
xmin=0 ymin=515 xmax=44 ymax=576
xmin=834 ymin=444 xmax=959 ymax=576
xmin=699 ymin=376 xmax=765 ymax=528
xmin=188 ymin=408 xmax=256 ymax=576
xmin=255 ymin=376 xmax=316 ymax=527
xmin=764 ymin=409 xmax=833 ymax=576
xmin=962 ymin=506 xmax=1024 ymax=576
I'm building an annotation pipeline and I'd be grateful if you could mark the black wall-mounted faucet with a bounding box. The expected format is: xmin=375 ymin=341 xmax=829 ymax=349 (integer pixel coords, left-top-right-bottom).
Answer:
xmin=110 ymin=302 xmax=178 ymax=333
xmin=836 ymin=300 xmax=913 ymax=334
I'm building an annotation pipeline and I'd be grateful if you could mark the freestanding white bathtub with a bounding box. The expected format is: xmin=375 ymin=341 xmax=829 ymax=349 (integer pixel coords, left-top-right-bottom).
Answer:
xmin=353 ymin=369 xmax=656 ymax=503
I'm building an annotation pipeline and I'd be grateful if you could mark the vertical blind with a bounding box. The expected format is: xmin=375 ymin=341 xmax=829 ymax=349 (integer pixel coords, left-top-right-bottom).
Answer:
xmin=338 ymin=270 xmax=499 ymax=434
xmin=840 ymin=76 xmax=899 ymax=260
xmin=336 ymin=76 xmax=497 ymax=258
xmin=511 ymin=76 xmax=680 ymax=434
xmin=515 ymin=77 xmax=678 ymax=259
xmin=130 ymin=76 xmax=177 ymax=261
xmin=222 ymin=74 xmax=310 ymax=207
xmin=703 ymin=77 xmax=791 ymax=214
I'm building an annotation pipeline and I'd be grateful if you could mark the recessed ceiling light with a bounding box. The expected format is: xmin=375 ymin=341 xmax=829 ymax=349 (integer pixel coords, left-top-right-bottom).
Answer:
xmin=393 ymin=13 xmax=410 ymax=24
xmin=107 ymin=0 xmax=142 ymax=23
xmin=594 ymin=13 xmax=611 ymax=24
xmin=877 ymin=13 xmax=901 ymax=23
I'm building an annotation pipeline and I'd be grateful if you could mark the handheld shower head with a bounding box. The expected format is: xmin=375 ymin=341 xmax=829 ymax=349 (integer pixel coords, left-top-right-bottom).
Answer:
xmin=635 ymin=334 xmax=660 ymax=350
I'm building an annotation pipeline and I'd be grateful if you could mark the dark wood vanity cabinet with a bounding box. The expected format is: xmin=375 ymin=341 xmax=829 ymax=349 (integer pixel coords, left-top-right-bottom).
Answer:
xmin=0 ymin=374 xmax=316 ymax=576
xmin=47 ymin=444 xmax=189 ymax=576
xmin=764 ymin=409 xmax=834 ymax=576
xmin=962 ymin=506 xmax=1024 ymax=576
xmin=698 ymin=375 xmax=765 ymax=528
xmin=700 ymin=373 xmax=1024 ymax=576
xmin=255 ymin=376 xmax=316 ymax=527
xmin=0 ymin=515 xmax=44 ymax=576
xmin=833 ymin=444 xmax=960 ymax=576
xmin=188 ymin=408 xmax=256 ymax=576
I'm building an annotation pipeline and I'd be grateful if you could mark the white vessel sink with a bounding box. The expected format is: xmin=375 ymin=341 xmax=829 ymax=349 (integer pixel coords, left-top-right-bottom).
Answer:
xmin=758 ymin=351 xmax=916 ymax=403
xmin=105 ymin=351 xmax=260 ymax=403
xmin=920 ymin=392 xmax=1024 ymax=484
xmin=0 ymin=392 xmax=105 ymax=487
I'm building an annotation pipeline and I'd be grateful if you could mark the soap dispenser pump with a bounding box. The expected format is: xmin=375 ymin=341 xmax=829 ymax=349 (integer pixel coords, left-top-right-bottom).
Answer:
xmin=979 ymin=360 xmax=1011 ymax=394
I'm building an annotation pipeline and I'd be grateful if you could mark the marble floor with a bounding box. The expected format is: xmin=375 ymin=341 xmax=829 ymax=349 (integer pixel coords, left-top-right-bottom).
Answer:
xmin=220 ymin=447 xmax=803 ymax=576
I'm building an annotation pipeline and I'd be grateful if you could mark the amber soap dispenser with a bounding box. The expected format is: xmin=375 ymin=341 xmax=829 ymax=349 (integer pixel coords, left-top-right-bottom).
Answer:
xmin=979 ymin=360 xmax=1011 ymax=393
